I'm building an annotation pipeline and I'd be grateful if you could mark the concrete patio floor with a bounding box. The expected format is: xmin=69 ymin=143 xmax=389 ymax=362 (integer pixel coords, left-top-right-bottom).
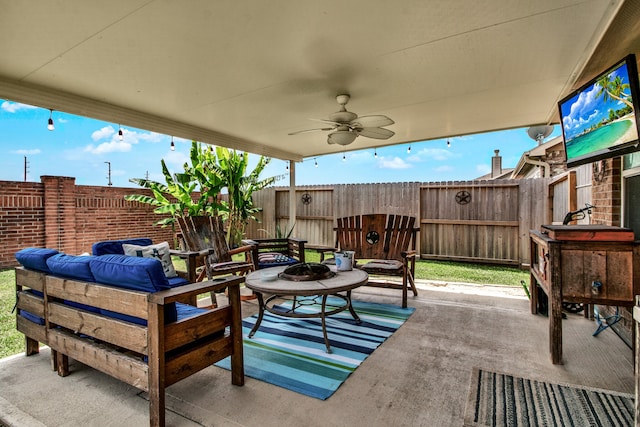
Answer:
xmin=0 ymin=281 xmax=634 ymax=426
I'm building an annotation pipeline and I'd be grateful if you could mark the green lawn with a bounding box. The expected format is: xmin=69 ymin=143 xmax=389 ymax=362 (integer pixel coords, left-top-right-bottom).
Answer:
xmin=1 ymin=258 xmax=528 ymax=359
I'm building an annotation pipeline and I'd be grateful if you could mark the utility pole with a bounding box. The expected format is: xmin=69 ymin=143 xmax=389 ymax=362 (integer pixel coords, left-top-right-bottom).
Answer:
xmin=105 ymin=161 xmax=112 ymax=186
xmin=24 ymin=156 xmax=29 ymax=181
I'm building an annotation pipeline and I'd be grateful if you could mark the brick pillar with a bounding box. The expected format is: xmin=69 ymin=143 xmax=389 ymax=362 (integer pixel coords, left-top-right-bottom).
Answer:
xmin=591 ymin=157 xmax=621 ymax=226
xmin=42 ymin=176 xmax=78 ymax=253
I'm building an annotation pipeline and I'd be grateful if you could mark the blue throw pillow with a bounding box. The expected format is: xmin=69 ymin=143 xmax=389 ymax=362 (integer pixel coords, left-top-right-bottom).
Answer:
xmin=89 ymin=254 xmax=170 ymax=292
xmin=92 ymin=238 xmax=153 ymax=256
xmin=15 ymin=248 xmax=60 ymax=273
xmin=46 ymin=253 xmax=95 ymax=282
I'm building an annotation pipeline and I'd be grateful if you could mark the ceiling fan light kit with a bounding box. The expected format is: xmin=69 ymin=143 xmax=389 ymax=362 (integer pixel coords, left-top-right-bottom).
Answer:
xmin=289 ymin=94 xmax=395 ymax=146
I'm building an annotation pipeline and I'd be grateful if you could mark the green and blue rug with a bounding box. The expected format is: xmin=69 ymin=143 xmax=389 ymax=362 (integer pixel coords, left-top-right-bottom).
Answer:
xmin=216 ymin=298 xmax=415 ymax=400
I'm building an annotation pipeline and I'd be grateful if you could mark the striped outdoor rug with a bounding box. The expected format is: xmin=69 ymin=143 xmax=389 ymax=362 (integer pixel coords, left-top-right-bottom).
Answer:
xmin=465 ymin=368 xmax=634 ymax=426
xmin=215 ymin=298 xmax=415 ymax=400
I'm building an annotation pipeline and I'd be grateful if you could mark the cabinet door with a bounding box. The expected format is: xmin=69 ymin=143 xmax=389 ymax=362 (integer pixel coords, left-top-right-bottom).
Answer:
xmin=561 ymin=249 xmax=633 ymax=301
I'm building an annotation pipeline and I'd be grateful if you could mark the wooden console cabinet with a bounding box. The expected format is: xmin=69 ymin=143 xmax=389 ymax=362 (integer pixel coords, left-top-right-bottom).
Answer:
xmin=529 ymin=225 xmax=640 ymax=364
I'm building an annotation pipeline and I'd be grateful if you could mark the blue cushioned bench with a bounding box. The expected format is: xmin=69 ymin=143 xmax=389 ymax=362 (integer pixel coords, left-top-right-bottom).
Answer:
xmin=15 ymin=247 xmax=244 ymax=427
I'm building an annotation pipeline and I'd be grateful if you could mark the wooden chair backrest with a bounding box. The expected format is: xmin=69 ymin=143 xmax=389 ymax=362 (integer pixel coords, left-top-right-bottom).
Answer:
xmin=177 ymin=216 xmax=231 ymax=263
xmin=336 ymin=214 xmax=416 ymax=261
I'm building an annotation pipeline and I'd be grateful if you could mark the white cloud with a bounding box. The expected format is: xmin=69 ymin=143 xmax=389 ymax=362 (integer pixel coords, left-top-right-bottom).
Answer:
xmin=434 ymin=165 xmax=453 ymax=172
xmin=91 ymin=126 xmax=116 ymax=141
xmin=84 ymin=140 xmax=132 ymax=154
xmin=163 ymin=150 xmax=189 ymax=167
xmin=133 ymin=131 xmax=166 ymax=144
xmin=417 ymin=148 xmax=455 ymax=161
xmin=378 ymin=156 xmax=412 ymax=169
xmin=1 ymin=101 xmax=37 ymax=113
xmin=12 ymin=148 xmax=41 ymax=155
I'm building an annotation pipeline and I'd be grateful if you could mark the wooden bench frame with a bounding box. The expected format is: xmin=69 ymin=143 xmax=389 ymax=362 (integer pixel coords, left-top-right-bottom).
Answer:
xmin=15 ymin=267 xmax=244 ymax=427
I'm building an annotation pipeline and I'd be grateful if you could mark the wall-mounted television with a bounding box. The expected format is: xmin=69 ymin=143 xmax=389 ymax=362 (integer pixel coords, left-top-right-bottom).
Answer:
xmin=559 ymin=54 xmax=640 ymax=168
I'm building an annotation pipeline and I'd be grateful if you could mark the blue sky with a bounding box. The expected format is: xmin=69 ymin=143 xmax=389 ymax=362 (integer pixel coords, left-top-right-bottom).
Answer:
xmin=0 ymin=99 xmax=561 ymax=188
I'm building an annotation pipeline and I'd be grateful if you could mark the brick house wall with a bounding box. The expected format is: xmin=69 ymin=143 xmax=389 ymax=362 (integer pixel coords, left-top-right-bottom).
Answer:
xmin=0 ymin=176 xmax=175 ymax=268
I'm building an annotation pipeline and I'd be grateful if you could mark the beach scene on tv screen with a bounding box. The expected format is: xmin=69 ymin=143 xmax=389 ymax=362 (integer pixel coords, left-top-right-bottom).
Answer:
xmin=561 ymin=61 xmax=639 ymax=161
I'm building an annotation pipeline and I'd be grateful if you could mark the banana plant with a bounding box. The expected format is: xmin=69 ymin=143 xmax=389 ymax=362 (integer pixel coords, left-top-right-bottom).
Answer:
xmin=207 ymin=147 xmax=275 ymax=247
xmin=125 ymin=142 xmax=225 ymax=227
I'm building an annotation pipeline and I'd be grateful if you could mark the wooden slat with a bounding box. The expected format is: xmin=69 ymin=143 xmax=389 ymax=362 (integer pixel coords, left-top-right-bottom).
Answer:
xmin=46 ymin=276 xmax=149 ymax=319
xmin=47 ymin=329 xmax=149 ymax=391
xmin=15 ymin=267 xmax=45 ymax=292
xmin=16 ymin=315 xmax=46 ymax=343
xmin=164 ymin=306 xmax=232 ymax=352
xmin=17 ymin=291 xmax=45 ymax=318
xmin=48 ymin=302 xmax=148 ymax=354
xmin=165 ymin=335 xmax=233 ymax=386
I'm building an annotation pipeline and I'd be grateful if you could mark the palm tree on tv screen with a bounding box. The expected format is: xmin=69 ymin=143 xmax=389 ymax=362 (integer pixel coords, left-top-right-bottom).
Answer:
xmin=596 ymin=73 xmax=633 ymax=111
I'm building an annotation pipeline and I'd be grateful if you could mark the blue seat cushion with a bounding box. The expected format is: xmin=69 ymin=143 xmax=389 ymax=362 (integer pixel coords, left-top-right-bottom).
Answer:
xmin=89 ymin=254 xmax=171 ymax=292
xmin=92 ymin=238 xmax=153 ymax=256
xmin=175 ymin=303 xmax=210 ymax=321
xmin=19 ymin=310 xmax=45 ymax=325
xmin=168 ymin=276 xmax=190 ymax=287
xmin=46 ymin=253 xmax=95 ymax=282
xmin=100 ymin=303 xmax=181 ymax=326
xmin=15 ymin=248 xmax=59 ymax=273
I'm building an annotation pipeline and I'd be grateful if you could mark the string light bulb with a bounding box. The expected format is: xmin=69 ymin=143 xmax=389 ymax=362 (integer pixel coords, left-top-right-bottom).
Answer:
xmin=118 ymin=125 xmax=124 ymax=141
xmin=374 ymin=148 xmax=377 ymax=158
xmin=47 ymin=109 xmax=55 ymax=131
xmin=407 ymin=145 xmax=411 ymax=154
xmin=285 ymin=162 xmax=289 ymax=171
xmin=447 ymin=139 xmax=451 ymax=148
xmin=314 ymin=158 xmax=318 ymax=168
xmin=342 ymin=153 xmax=346 ymax=162
xmin=170 ymin=136 xmax=175 ymax=151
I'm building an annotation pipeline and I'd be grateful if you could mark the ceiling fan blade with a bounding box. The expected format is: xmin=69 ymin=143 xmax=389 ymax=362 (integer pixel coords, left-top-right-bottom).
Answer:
xmin=351 ymin=115 xmax=394 ymax=128
xmin=288 ymin=127 xmax=335 ymax=135
xmin=309 ymin=118 xmax=342 ymax=126
xmin=356 ymin=127 xmax=395 ymax=140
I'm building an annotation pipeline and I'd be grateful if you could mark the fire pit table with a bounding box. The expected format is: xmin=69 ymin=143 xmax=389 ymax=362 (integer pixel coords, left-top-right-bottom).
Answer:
xmin=244 ymin=263 xmax=368 ymax=353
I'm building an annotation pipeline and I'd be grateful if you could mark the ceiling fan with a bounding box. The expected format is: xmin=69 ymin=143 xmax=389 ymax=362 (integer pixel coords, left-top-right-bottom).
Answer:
xmin=288 ymin=94 xmax=395 ymax=146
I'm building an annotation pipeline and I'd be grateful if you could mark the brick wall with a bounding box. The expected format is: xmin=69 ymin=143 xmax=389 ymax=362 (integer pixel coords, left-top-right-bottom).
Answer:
xmin=591 ymin=158 xmax=622 ymax=226
xmin=0 ymin=180 xmax=45 ymax=267
xmin=0 ymin=176 xmax=175 ymax=269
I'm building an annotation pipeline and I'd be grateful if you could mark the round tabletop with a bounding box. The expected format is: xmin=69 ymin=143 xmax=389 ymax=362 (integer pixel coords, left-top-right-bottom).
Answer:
xmin=245 ymin=265 xmax=368 ymax=296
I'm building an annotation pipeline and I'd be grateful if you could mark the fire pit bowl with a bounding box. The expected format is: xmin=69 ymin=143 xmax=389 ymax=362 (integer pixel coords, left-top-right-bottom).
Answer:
xmin=279 ymin=262 xmax=336 ymax=281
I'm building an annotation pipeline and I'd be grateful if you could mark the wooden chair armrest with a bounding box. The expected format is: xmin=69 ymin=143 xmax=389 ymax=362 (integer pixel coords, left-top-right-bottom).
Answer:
xmin=170 ymin=248 xmax=214 ymax=258
xmin=228 ymin=244 xmax=255 ymax=256
xmin=287 ymin=237 xmax=308 ymax=244
xmin=401 ymin=249 xmax=417 ymax=258
xmin=149 ymin=276 xmax=244 ymax=305
xmin=306 ymin=244 xmax=337 ymax=253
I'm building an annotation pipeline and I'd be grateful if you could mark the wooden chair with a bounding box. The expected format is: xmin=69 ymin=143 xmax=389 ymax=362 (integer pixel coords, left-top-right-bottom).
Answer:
xmin=174 ymin=216 xmax=256 ymax=305
xmin=332 ymin=214 xmax=419 ymax=308
xmin=242 ymin=238 xmax=307 ymax=269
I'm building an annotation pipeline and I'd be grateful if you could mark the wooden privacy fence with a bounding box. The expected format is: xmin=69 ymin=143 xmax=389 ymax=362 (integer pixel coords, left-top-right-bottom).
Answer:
xmin=245 ymin=179 xmax=550 ymax=267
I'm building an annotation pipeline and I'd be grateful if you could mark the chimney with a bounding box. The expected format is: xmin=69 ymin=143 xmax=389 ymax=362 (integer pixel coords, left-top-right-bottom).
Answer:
xmin=491 ymin=149 xmax=502 ymax=178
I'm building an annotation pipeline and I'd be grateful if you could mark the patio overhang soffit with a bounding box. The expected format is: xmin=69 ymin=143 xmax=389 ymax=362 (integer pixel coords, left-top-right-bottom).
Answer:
xmin=1 ymin=0 xmax=640 ymax=161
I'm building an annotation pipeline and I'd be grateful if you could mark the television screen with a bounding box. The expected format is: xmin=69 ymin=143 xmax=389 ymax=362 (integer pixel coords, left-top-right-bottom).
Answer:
xmin=559 ymin=54 xmax=640 ymax=168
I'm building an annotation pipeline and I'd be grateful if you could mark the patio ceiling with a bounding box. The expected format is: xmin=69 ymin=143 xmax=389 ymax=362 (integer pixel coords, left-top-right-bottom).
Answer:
xmin=2 ymin=0 xmax=640 ymax=162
